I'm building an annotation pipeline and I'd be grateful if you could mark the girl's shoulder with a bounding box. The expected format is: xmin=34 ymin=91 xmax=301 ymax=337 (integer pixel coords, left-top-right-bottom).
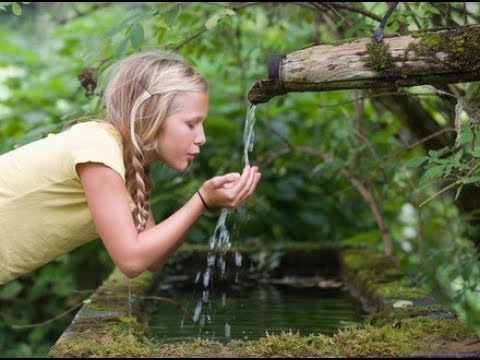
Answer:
xmin=69 ymin=120 xmax=122 ymax=144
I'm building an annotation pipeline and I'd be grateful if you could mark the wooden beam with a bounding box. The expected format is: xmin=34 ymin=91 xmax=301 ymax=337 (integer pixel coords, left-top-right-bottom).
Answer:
xmin=248 ymin=25 xmax=480 ymax=104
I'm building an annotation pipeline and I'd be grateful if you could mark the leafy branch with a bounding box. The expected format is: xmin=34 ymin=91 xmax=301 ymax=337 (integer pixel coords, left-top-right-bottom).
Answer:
xmin=0 ymin=2 xmax=29 ymax=15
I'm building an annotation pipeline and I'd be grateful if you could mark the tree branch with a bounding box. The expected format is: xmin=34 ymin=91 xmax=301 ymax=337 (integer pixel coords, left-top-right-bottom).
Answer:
xmin=248 ymin=25 xmax=480 ymax=104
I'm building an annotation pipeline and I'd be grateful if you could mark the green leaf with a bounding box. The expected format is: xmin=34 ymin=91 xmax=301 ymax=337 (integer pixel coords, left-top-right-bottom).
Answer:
xmin=454 ymin=150 xmax=463 ymax=162
xmin=0 ymin=281 xmax=22 ymax=300
xmin=115 ymin=37 xmax=129 ymax=59
xmin=424 ymin=165 xmax=445 ymax=180
xmin=457 ymin=130 xmax=473 ymax=146
xmin=167 ymin=3 xmax=182 ymax=28
xmin=205 ymin=8 xmax=236 ymax=30
xmin=426 ymin=4 xmax=441 ymax=15
xmin=105 ymin=22 xmax=130 ymax=38
xmin=458 ymin=176 xmax=480 ymax=185
xmin=405 ymin=156 xmax=429 ymax=168
xmin=11 ymin=2 xmax=21 ymax=15
xmin=129 ymin=23 xmax=144 ymax=50
xmin=469 ymin=148 xmax=480 ymax=158
xmin=205 ymin=14 xmax=220 ymax=29
xmin=388 ymin=20 xmax=399 ymax=33
xmin=419 ymin=165 xmax=445 ymax=186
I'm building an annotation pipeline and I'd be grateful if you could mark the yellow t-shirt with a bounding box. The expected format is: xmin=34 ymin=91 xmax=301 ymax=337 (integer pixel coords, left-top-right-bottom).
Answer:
xmin=0 ymin=120 xmax=130 ymax=285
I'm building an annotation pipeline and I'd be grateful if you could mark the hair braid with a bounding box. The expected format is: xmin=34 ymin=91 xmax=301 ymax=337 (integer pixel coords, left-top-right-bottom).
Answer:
xmin=122 ymin=135 xmax=153 ymax=232
xmin=131 ymin=143 xmax=150 ymax=231
xmin=128 ymin=91 xmax=152 ymax=232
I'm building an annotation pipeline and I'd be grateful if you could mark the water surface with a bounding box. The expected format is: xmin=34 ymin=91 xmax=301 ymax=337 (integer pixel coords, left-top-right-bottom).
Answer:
xmin=147 ymin=275 xmax=364 ymax=343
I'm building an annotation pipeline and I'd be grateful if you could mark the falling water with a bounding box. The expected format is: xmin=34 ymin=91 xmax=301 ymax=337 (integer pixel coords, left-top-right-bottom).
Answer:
xmin=126 ymin=105 xmax=257 ymax=321
xmin=243 ymin=103 xmax=257 ymax=167
xmin=128 ymin=278 xmax=132 ymax=317
xmin=190 ymin=103 xmax=257 ymax=339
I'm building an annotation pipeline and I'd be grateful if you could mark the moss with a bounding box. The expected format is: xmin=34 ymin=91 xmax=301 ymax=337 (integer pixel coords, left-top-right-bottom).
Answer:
xmin=50 ymin=246 xmax=480 ymax=357
xmin=245 ymin=331 xmax=335 ymax=357
xmin=151 ymin=332 xmax=337 ymax=358
xmin=157 ymin=338 xmax=238 ymax=358
xmin=49 ymin=322 xmax=155 ymax=358
xmin=342 ymin=248 xmax=392 ymax=271
xmin=149 ymin=318 xmax=474 ymax=358
xmin=49 ymin=317 xmax=474 ymax=358
xmin=341 ymin=231 xmax=381 ymax=246
xmin=333 ymin=317 xmax=472 ymax=357
xmin=80 ymin=269 xmax=156 ymax=315
xmin=364 ymin=27 xmax=480 ymax=79
xmin=341 ymin=248 xmax=428 ymax=300
xmin=411 ymin=27 xmax=480 ymax=71
xmin=367 ymin=304 xmax=451 ymax=327
xmin=374 ymin=278 xmax=430 ymax=299
xmin=365 ymin=41 xmax=402 ymax=77
xmin=343 ymin=250 xmax=399 ymax=285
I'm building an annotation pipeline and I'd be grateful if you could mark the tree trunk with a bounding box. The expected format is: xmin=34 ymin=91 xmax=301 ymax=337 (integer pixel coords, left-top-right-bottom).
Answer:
xmin=248 ymin=25 xmax=480 ymax=104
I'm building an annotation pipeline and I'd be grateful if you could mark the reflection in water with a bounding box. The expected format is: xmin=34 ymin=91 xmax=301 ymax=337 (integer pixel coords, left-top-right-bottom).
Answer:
xmin=147 ymin=276 xmax=364 ymax=343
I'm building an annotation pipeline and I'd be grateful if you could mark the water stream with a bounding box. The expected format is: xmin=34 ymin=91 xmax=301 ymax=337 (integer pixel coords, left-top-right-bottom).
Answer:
xmin=189 ymin=103 xmax=257 ymax=336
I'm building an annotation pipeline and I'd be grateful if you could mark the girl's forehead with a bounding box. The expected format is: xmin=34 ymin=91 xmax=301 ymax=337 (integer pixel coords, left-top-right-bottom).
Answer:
xmin=170 ymin=92 xmax=209 ymax=112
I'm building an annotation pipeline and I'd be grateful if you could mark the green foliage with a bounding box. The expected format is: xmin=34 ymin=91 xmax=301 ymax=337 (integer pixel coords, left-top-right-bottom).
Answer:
xmin=2 ymin=2 xmax=480 ymax=356
xmin=407 ymin=125 xmax=480 ymax=203
xmin=0 ymin=2 xmax=29 ymax=16
xmin=422 ymin=236 xmax=480 ymax=337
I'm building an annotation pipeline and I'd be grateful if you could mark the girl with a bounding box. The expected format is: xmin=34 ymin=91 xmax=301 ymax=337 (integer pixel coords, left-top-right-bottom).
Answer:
xmin=0 ymin=51 xmax=261 ymax=285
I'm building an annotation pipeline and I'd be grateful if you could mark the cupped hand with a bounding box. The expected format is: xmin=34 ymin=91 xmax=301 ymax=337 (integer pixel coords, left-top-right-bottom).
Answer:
xmin=200 ymin=165 xmax=261 ymax=209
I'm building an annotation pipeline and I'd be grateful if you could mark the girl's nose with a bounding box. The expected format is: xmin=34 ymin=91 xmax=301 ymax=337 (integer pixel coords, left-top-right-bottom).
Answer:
xmin=195 ymin=126 xmax=206 ymax=146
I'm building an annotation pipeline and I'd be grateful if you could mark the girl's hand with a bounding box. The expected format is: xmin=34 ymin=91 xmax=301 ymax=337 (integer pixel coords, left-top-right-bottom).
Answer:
xmin=199 ymin=165 xmax=261 ymax=209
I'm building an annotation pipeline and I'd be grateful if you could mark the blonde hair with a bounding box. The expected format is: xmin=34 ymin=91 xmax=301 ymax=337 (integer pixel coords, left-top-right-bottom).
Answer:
xmin=101 ymin=50 xmax=208 ymax=232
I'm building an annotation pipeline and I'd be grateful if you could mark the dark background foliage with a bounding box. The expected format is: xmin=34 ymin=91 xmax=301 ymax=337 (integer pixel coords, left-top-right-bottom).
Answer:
xmin=1 ymin=2 xmax=480 ymax=356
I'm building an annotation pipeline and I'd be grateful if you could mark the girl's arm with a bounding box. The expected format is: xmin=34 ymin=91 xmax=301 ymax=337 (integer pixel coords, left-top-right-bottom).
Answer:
xmin=144 ymin=208 xmax=169 ymax=272
xmin=77 ymin=162 xmax=260 ymax=278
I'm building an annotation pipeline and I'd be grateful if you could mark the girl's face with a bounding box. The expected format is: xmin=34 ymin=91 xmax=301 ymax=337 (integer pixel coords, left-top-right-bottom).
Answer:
xmin=155 ymin=91 xmax=209 ymax=171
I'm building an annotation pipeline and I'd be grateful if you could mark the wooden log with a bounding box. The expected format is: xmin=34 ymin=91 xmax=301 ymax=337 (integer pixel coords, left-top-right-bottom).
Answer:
xmin=248 ymin=25 xmax=480 ymax=104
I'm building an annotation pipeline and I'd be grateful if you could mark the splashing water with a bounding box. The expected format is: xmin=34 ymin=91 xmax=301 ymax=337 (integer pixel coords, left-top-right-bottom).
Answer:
xmin=191 ymin=104 xmax=257 ymax=339
xmin=126 ymin=105 xmax=256 ymax=320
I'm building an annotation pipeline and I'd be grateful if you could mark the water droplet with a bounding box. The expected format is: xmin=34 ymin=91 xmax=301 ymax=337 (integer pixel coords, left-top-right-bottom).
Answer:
xmin=235 ymin=251 xmax=242 ymax=267
xmin=225 ymin=322 xmax=231 ymax=339
xmin=203 ymin=269 xmax=210 ymax=288
xmin=207 ymin=254 xmax=216 ymax=267
xmin=218 ymin=257 xmax=226 ymax=278
xmin=193 ymin=301 xmax=202 ymax=322
xmin=194 ymin=271 xmax=201 ymax=284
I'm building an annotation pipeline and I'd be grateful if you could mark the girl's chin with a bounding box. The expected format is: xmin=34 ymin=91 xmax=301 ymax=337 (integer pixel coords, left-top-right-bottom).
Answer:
xmin=165 ymin=160 xmax=190 ymax=172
